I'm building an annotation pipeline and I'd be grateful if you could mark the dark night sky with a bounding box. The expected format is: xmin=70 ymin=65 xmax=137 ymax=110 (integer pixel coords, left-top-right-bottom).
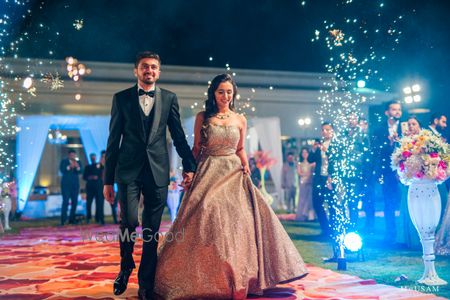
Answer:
xmin=5 ymin=0 xmax=450 ymax=114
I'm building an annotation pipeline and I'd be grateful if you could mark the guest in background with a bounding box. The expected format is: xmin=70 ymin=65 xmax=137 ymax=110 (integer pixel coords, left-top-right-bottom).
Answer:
xmin=372 ymin=100 xmax=403 ymax=244
xmin=83 ymin=153 xmax=104 ymax=224
xmin=407 ymin=115 xmax=421 ymax=135
xmin=296 ymin=147 xmax=315 ymax=221
xmin=166 ymin=170 xmax=182 ymax=223
xmin=249 ymin=157 xmax=261 ymax=188
xmin=59 ymin=149 xmax=82 ymax=225
xmin=309 ymin=122 xmax=334 ymax=236
xmin=428 ymin=113 xmax=447 ymax=139
xmin=428 ymin=113 xmax=449 ymax=210
xmin=282 ymin=152 xmax=298 ymax=213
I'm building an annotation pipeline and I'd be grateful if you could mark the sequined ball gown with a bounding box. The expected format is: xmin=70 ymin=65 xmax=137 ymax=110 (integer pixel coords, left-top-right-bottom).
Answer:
xmin=155 ymin=122 xmax=307 ymax=299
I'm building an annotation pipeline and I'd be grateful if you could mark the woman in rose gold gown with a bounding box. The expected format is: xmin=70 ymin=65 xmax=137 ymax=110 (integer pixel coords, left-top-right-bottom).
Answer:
xmin=154 ymin=74 xmax=307 ymax=299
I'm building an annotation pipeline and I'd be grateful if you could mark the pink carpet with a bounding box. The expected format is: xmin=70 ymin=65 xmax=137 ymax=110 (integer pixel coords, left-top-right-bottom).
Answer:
xmin=0 ymin=222 xmax=444 ymax=299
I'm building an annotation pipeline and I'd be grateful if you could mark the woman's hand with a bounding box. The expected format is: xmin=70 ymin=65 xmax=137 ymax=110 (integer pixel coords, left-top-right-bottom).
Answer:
xmin=242 ymin=164 xmax=251 ymax=175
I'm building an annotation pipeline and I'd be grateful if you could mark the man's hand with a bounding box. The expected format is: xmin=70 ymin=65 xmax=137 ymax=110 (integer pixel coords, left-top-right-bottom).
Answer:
xmin=181 ymin=172 xmax=194 ymax=191
xmin=103 ymin=185 xmax=115 ymax=204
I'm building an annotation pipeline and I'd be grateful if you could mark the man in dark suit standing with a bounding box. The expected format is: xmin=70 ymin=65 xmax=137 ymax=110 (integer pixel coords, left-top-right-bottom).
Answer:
xmin=59 ymin=149 xmax=82 ymax=225
xmin=83 ymin=153 xmax=104 ymax=224
xmin=309 ymin=122 xmax=334 ymax=237
xmin=103 ymin=51 xmax=196 ymax=300
xmin=372 ymin=100 xmax=403 ymax=244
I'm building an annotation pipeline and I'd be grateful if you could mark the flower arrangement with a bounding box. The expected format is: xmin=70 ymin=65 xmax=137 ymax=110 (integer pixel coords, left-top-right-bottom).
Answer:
xmin=391 ymin=129 xmax=450 ymax=185
xmin=252 ymin=151 xmax=277 ymax=170
xmin=251 ymin=151 xmax=277 ymax=205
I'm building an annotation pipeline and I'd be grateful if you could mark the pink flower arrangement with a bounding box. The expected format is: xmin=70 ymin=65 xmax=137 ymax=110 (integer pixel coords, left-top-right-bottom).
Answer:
xmin=391 ymin=130 xmax=450 ymax=185
xmin=252 ymin=151 xmax=277 ymax=170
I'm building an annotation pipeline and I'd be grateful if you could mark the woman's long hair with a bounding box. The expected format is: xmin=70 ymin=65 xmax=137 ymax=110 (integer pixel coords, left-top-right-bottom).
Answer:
xmin=204 ymin=74 xmax=237 ymax=120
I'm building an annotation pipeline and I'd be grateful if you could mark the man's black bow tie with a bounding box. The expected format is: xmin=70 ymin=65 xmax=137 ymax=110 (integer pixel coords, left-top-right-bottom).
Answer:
xmin=138 ymin=89 xmax=155 ymax=97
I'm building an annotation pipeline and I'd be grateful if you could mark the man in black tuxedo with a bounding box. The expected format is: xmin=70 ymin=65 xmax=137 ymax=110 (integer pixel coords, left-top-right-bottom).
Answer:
xmin=103 ymin=51 xmax=196 ymax=299
xmin=309 ymin=122 xmax=334 ymax=237
xmin=83 ymin=153 xmax=104 ymax=224
xmin=372 ymin=100 xmax=402 ymax=243
xmin=59 ymin=149 xmax=82 ymax=225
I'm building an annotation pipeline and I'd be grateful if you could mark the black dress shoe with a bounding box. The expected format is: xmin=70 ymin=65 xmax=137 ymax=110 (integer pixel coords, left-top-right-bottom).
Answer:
xmin=113 ymin=268 xmax=133 ymax=295
xmin=138 ymin=287 xmax=154 ymax=300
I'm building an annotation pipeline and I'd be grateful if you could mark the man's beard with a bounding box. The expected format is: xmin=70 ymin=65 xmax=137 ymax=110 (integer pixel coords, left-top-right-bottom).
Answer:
xmin=140 ymin=74 xmax=154 ymax=85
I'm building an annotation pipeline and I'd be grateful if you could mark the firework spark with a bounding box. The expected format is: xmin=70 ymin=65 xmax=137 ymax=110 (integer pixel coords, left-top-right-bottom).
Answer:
xmin=73 ymin=19 xmax=84 ymax=30
xmin=42 ymin=72 xmax=64 ymax=90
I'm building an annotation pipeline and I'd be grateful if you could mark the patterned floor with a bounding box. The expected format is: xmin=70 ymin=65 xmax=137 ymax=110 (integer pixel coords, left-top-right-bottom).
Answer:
xmin=0 ymin=222 xmax=444 ymax=299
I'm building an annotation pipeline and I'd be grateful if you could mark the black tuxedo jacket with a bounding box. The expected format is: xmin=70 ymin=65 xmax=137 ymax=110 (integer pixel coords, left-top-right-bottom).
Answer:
xmin=104 ymin=85 xmax=196 ymax=187
xmin=371 ymin=120 xmax=401 ymax=177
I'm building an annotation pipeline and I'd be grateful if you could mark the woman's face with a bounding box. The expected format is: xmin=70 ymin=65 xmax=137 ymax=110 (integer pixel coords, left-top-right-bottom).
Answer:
xmin=301 ymin=149 xmax=309 ymax=160
xmin=408 ymin=118 xmax=421 ymax=135
xmin=214 ymin=81 xmax=234 ymax=110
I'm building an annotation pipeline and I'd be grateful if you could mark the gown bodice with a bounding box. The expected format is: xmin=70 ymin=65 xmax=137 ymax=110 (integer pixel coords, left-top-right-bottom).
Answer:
xmin=201 ymin=123 xmax=240 ymax=157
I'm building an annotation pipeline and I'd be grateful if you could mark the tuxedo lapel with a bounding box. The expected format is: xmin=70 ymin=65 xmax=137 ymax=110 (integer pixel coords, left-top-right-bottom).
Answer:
xmin=130 ymin=85 xmax=146 ymax=143
xmin=147 ymin=87 xmax=162 ymax=145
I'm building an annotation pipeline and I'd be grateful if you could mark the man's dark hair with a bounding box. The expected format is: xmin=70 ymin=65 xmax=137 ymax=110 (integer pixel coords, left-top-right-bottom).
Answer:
xmin=101 ymin=150 xmax=106 ymax=155
xmin=135 ymin=51 xmax=161 ymax=68
xmin=68 ymin=149 xmax=76 ymax=154
xmin=384 ymin=100 xmax=401 ymax=111
xmin=321 ymin=121 xmax=334 ymax=129
xmin=89 ymin=153 xmax=96 ymax=157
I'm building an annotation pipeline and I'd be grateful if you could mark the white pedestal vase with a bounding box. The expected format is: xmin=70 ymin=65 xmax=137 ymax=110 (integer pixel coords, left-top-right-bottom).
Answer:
xmin=408 ymin=180 xmax=447 ymax=286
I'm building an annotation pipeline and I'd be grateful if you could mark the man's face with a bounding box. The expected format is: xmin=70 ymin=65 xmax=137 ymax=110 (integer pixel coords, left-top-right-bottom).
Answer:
xmin=69 ymin=152 xmax=76 ymax=160
xmin=385 ymin=103 xmax=402 ymax=121
xmin=287 ymin=155 xmax=294 ymax=163
xmin=134 ymin=58 xmax=160 ymax=86
xmin=322 ymin=124 xmax=334 ymax=140
xmin=90 ymin=155 xmax=97 ymax=164
xmin=435 ymin=116 xmax=447 ymax=131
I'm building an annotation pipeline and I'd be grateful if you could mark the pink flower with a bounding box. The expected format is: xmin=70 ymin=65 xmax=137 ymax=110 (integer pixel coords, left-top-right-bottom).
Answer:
xmin=438 ymin=160 xmax=447 ymax=170
xmin=402 ymin=151 xmax=412 ymax=158
xmin=399 ymin=161 xmax=405 ymax=172
xmin=430 ymin=153 xmax=439 ymax=158
xmin=437 ymin=166 xmax=447 ymax=181
xmin=415 ymin=171 xmax=425 ymax=179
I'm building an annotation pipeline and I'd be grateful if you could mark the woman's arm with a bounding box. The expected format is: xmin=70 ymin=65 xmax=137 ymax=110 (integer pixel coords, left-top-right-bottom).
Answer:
xmin=236 ymin=114 xmax=251 ymax=174
xmin=192 ymin=111 xmax=205 ymax=161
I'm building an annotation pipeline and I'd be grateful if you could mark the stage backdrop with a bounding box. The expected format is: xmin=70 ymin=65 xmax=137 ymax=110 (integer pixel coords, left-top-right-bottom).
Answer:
xmin=16 ymin=115 xmax=110 ymax=212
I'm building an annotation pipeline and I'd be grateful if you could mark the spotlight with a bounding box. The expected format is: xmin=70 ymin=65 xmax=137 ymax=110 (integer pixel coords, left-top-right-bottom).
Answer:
xmin=343 ymin=232 xmax=363 ymax=252
xmin=357 ymin=80 xmax=366 ymax=88
xmin=402 ymin=82 xmax=422 ymax=104
xmin=412 ymin=84 xmax=421 ymax=92
xmin=304 ymin=118 xmax=311 ymax=125
xmin=23 ymin=77 xmax=33 ymax=89
xmin=403 ymin=86 xmax=412 ymax=94
xmin=298 ymin=118 xmax=305 ymax=126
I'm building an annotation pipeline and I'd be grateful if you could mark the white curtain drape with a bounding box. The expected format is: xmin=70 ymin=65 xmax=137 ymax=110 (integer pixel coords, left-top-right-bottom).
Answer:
xmin=252 ymin=117 xmax=284 ymax=209
xmin=16 ymin=115 xmax=111 ymax=212
xmin=246 ymin=126 xmax=259 ymax=155
xmin=16 ymin=116 xmax=54 ymax=212
xmin=79 ymin=116 xmax=110 ymax=158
